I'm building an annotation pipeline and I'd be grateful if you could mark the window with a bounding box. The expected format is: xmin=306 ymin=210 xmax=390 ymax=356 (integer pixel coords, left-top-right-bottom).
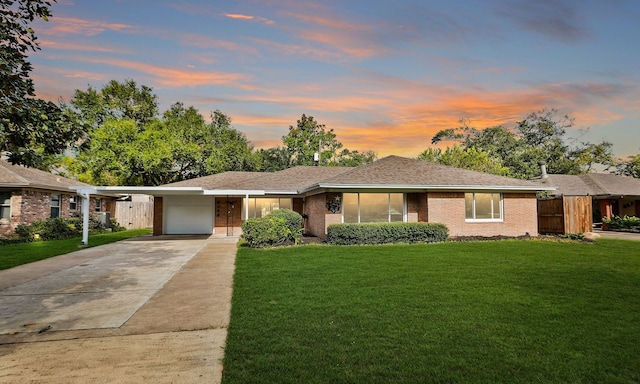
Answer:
xmin=242 ymin=198 xmax=293 ymax=219
xmin=70 ymin=196 xmax=77 ymax=211
xmin=465 ymin=193 xmax=502 ymax=221
xmin=51 ymin=194 xmax=61 ymax=218
xmin=94 ymin=198 xmax=102 ymax=212
xmin=343 ymin=193 xmax=404 ymax=223
xmin=1 ymin=192 xmax=11 ymax=221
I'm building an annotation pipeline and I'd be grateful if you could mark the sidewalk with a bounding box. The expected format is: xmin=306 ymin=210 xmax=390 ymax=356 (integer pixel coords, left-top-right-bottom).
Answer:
xmin=0 ymin=235 xmax=238 ymax=383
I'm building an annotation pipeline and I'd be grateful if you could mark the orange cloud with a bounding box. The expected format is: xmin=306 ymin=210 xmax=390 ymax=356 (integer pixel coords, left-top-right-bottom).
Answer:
xmin=80 ymin=58 xmax=251 ymax=88
xmin=223 ymin=13 xmax=275 ymax=24
xmin=39 ymin=39 xmax=126 ymax=53
xmin=42 ymin=16 xmax=134 ymax=36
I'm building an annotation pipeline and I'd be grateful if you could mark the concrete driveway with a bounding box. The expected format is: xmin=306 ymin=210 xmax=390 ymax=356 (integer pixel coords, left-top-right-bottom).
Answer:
xmin=0 ymin=235 xmax=237 ymax=383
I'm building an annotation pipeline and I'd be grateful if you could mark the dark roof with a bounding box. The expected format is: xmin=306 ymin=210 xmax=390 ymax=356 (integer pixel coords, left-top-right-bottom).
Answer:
xmin=313 ymin=156 xmax=546 ymax=191
xmin=162 ymin=171 xmax=262 ymax=189
xmin=540 ymin=173 xmax=640 ymax=197
xmin=232 ymin=166 xmax=353 ymax=192
xmin=160 ymin=156 xmax=547 ymax=194
xmin=0 ymin=160 xmax=90 ymax=192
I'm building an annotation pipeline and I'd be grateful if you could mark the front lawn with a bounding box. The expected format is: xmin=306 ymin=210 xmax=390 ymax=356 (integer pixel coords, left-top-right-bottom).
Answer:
xmin=0 ymin=229 xmax=152 ymax=270
xmin=223 ymin=239 xmax=640 ymax=383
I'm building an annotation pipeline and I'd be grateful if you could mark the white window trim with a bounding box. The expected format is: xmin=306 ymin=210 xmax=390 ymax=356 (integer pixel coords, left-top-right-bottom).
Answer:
xmin=465 ymin=192 xmax=503 ymax=222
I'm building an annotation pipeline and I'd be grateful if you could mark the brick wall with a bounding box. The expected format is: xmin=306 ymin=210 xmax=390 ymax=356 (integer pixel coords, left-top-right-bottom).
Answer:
xmin=304 ymin=194 xmax=326 ymax=238
xmin=0 ymin=188 xmax=88 ymax=237
xmin=406 ymin=193 xmax=428 ymax=223
xmin=427 ymin=192 xmax=538 ymax=237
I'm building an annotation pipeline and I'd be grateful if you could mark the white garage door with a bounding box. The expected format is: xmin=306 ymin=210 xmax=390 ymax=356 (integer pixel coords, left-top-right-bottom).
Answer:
xmin=164 ymin=196 xmax=214 ymax=234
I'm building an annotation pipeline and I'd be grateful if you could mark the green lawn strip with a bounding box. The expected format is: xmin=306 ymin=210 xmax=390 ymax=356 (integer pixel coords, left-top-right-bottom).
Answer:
xmin=0 ymin=229 xmax=152 ymax=270
xmin=223 ymin=239 xmax=640 ymax=384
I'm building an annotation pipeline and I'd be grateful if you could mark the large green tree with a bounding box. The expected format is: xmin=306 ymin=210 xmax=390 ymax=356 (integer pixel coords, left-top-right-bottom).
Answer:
xmin=418 ymin=146 xmax=510 ymax=176
xmin=431 ymin=110 xmax=614 ymax=179
xmin=69 ymin=79 xmax=159 ymax=130
xmin=259 ymin=113 xmax=376 ymax=170
xmin=71 ymin=102 xmax=257 ymax=185
xmin=1 ymin=0 xmax=84 ymax=168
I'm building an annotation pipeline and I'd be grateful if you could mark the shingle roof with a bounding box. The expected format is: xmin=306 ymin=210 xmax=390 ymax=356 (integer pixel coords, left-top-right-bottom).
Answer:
xmin=537 ymin=175 xmax=595 ymax=196
xmin=540 ymin=173 xmax=640 ymax=197
xmin=232 ymin=166 xmax=353 ymax=192
xmin=162 ymin=171 xmax=262 ymax=189
xmin=313 ymin=156 xmax=546 ymax=190
xmin=0 ymin=160 xmax=90 ymax=192
xmin=156 ymin=156 xmax=550 ymax=194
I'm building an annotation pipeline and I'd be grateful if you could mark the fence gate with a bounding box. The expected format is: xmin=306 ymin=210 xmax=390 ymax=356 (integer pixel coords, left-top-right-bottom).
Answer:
xmin=114 ymin=200 xmax=154 ymax=229
xmin=537 ymin=196 xmax=592 ymax=234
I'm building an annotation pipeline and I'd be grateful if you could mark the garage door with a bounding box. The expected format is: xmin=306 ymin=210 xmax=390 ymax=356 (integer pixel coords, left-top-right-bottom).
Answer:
xmin=164 ymin=196 xmax=214 ymax=234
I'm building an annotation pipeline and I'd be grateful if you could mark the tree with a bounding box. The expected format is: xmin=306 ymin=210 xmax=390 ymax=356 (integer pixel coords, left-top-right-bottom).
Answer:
xmin=69 ymin=79 xmax=159 ymax=130
xmin=431 ymin=109 xmax=614 ymax=179
xmin=256 ymin=147 xmax=291 ymax=172
xmin=282 ymin=114 xmax=343 ymax=166
xmin=418 ymin=146 xmax=511 ymax=176
xmin=70 ymin=103 xmax=257 ymax=185
xmin=614 ymin=151 xmax=640 ymax=178
xmin=280 ymin=114 xmax=376 ymax=168
xmin=333 ymin=149 xmax=377 ymax=167
xmin=1 ymin=0 xmax=84 ymax=167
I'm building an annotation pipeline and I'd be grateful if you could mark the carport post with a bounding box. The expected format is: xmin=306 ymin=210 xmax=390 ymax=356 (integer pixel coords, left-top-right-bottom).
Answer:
xmin=78 ymin=190 xmax=92 ymax=246
xmin=245 ymin=193 xmax=250 ymax=221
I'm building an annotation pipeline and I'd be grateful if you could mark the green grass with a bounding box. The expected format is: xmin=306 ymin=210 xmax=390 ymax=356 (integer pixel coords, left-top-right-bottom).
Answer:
xmin=0 ymin=229 xmax=152 ymax=270
xmin=223 ymin=239 xmax=640 ymax=383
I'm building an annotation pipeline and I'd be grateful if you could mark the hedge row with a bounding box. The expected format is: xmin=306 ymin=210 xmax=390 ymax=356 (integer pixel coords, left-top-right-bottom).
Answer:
xmin=241 ymin=209 xmax=303 ymax=248
xmin=327 ymin=222 xmax=449 ymax=245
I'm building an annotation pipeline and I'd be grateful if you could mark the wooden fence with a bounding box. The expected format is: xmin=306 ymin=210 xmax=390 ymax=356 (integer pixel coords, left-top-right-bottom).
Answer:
xmin=537 ymin=196 xmax=592 ymax=234
xmin=114 ymin=200 xmax=154 ymax=229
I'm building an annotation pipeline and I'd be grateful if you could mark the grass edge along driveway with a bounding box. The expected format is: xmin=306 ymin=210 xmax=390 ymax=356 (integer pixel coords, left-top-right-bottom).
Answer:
xmin=0 ymin=229 xmax=152 ymax=270
xmin=223 ymin=239 xmax=640 ymax=384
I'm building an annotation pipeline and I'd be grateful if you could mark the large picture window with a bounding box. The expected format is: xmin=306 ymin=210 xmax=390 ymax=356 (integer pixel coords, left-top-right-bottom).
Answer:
xmin=465 ymin=193 xmax=502 ymax=221
xmin=51 ymin=194 xmax=61 ymax=218
xmin=242 ymin=198 xmax=293 ymax=219
xmin=343 ymin=193 xmax=404 ymax=223
xmin=1 ymin=192 xmax=11 ymax=221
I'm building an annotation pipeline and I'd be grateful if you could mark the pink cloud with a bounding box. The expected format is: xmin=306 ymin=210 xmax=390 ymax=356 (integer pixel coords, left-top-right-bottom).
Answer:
xmin=80 ymin=57 xmax=251 ymax=88
xmin=42 ymin=17 xmax=134 ymax=37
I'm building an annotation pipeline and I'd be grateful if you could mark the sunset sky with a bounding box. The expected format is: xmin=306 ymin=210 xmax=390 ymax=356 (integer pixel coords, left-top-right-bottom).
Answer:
xmin=30 ymin=0 xmax=640 ymax=159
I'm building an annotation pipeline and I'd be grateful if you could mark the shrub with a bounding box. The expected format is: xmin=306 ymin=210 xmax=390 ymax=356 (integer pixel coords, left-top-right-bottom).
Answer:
xmin=241 ymin=216 xmax=290 ymax=248
xmin=266 ymin=209 xmax=303 ymax=243
xmin=327 ymin=222 xmax=449 ymax=245
xmin=602 ymin=215 xmax=640 ymax=231
xmin=11 ymin=213 xmax=114 ymax=242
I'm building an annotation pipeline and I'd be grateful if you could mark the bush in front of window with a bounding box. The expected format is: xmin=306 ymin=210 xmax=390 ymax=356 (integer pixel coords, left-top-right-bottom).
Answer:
xmin=241 ymin=216 xmax=290 ymax=248
xmin=326 ymin=222 xmax=449 ymax=245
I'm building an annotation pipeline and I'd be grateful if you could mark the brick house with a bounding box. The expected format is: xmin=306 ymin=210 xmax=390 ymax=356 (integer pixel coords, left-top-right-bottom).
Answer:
xmin=79 ymin=156 xmax=552 ymax=239
xmin=0 ymin=160 xmax=114 ymax=237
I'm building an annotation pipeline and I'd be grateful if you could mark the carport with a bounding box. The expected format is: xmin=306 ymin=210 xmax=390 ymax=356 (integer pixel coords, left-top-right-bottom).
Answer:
xmin=71 ymin=186 xmax=265 ymax=245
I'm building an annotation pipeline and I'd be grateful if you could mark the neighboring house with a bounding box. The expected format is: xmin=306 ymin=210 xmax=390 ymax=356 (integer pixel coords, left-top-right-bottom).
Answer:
xmin=80 ymin=156 xmax=551 ymax=239
xmin=538 ymin=173 xmax=640 ymax=223
xmin=0 ymin=160 xmax=115 ymax=237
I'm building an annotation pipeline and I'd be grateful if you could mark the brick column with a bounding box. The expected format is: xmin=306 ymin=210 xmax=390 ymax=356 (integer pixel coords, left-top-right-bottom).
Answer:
xmin=153 ymin=196 xmax=163 ymax=236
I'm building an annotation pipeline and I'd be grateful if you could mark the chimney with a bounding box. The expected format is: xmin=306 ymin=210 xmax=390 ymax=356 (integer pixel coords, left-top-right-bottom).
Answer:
xmin=538 ymin=161 xmax=548 ymax=179
xmin=313 ymin=152 xmax=319 ymax=166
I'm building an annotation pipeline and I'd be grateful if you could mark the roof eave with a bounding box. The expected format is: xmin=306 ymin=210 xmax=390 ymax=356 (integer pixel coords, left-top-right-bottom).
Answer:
xmin=310 ymin=183 xmax=555 ymax=192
